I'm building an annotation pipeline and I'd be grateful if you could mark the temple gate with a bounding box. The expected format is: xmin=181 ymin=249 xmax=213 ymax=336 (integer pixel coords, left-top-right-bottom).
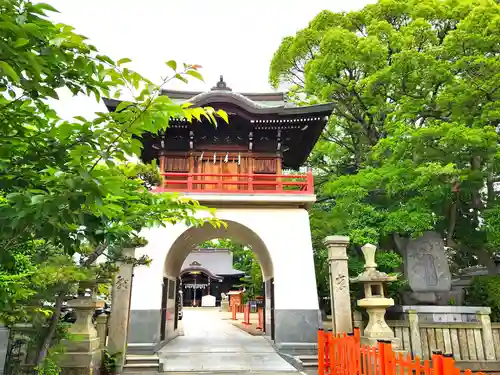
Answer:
xmin=104 ymin=77 xmax=334 ymax=355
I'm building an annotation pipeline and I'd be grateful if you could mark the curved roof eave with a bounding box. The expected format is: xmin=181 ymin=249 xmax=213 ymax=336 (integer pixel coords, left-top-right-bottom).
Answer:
xmin=180 ymin=266 xmax=224 ymax=281
xmin=182 ymin=92 xmax=334 ymax=116
xmin=103 ymin=95 xmax=334 ymax=117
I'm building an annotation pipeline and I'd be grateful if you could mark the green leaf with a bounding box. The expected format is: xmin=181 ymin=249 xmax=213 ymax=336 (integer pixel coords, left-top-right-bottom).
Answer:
xmin=14 ymin=38 xmax=29 ymax=48
xmin=33 ymin=3 xmax=59 ymax=13
xmin=217 ymin=109 xmax=229 ymax=123
xmin=174 ymin=73 xmax=188 ymax=84
xmin=96 ymin=55 xmax=114 ymax=65
xmin=30 ymin=195 xmax=45 ymax=205
xmin=0 ymin=61 xmax=20 ymax=83
xmin=186 ymin=70 xmax=204 ymax=82
xmin=117 ymin=58 xmax=132 ymax=66
xmin=39 ymin=86 xmax=59 ymax=100
xmin=166 ymin=60 xmax=177 ymax=71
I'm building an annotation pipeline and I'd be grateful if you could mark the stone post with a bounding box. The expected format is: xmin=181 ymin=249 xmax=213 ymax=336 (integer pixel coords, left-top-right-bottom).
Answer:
xmin=324 ymin=236 xmax=352 ymax=334
xmin=477 ymin=309 xmax=495 ymax=360
xmin=95 ymin=314 xmax=108 ymax=349
xmin=0 ymin=325 xmax=9 ymax=375
xmin=407 ymin=310 xmax=422 ymax=357
xmin=60 ymin=295 xmax=105 ymax=375
xmin=107 ymin=248 xmax=135 ymax=370
xmin=353 ymin=310 xmax=364 ymax=336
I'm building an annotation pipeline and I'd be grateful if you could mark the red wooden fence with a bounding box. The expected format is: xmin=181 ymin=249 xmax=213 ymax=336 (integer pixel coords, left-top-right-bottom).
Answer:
xmin=318 ymin=328 xmax=486 ymax=375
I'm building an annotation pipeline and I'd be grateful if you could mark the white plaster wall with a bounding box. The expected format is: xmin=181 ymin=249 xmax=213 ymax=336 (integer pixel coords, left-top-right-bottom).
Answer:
xmin=130 ymin=208 xmax=319 ymax=312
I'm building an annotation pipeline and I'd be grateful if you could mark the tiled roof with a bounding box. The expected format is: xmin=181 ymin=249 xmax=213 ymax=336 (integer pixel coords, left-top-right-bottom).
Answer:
xmin=181 ymin=249 xmax=245 ymax=276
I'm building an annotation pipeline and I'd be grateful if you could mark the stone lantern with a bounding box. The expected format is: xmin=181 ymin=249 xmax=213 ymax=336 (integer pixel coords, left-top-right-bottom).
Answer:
xmin=351 ymin=243 xmax=400 ymax=348
xmin=60 ymin=282 xmax=105 ymax=375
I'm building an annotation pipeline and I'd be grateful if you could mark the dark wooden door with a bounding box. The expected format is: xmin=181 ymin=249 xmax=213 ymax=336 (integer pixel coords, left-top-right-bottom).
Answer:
xmin=160 ymin=278 xmax=168 ymax=341
xmin=270 ymin=277 xmax=275 ymax=340
xmin=174 ymin=279 xmax=180 ymax=330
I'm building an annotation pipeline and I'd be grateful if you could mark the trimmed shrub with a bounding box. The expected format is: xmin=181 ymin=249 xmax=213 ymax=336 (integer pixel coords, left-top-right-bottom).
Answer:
xmin=465 ymin=276 xmax=500 ymax=322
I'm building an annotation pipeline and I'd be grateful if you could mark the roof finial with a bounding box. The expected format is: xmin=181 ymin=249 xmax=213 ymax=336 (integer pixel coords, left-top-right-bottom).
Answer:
xmin=211 ymin=75 xmax=232 ymax=91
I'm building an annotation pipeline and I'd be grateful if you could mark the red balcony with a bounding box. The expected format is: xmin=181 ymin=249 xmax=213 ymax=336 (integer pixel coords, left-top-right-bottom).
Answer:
xmin=153 ymin=171 xmax=314 ymax=194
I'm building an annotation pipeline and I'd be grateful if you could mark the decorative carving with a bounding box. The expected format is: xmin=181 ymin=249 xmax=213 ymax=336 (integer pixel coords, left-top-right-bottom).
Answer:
xmin=211 ymin=75 xmax=232 ymax=91
xmin=405 ymin=232 xmax=451 ymax=293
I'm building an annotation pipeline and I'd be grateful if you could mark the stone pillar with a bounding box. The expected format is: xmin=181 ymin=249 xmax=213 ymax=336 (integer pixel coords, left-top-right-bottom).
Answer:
xmin=107 ymin=248 xmax=135 ymax=370
xmin=95 ymin=314 xmax=108 ymax=349
xmin=408 ymin=310 xmax=422 ymax=358
xmin=324 ymin=236 xmax=352 ymax=334
xmin=352 ymin=310 xmax=364 ymax=336
xmin=0 ymin=325 xmax=9 ymax=375
xmin=478 ymin=309 xmax=495 ymax=360
xmin=60 ymin=296 xmax=105 ymax=375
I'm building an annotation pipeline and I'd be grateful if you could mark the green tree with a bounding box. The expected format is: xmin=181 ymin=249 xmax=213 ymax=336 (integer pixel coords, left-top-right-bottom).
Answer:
xmin=270 ymin=0 xmax=500 ymax=295
xmin=0 ymin=0 xmax=225 ymax=366
xmin=199 ymin=238 xmax=263 ymax=297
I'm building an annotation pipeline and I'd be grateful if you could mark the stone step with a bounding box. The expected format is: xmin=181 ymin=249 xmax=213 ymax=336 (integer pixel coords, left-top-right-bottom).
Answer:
xmin=297 ymin=355 xmax=317 ymax=361
xmin=123 ymin=363 xmax=160 ymax=372
xmin=126 ymin=355 xmax=160 ymax=365
xmin=124 ymin=355 xmax=160 ymax=373
xmin=297 ymin=355 xmax=318 ymax=368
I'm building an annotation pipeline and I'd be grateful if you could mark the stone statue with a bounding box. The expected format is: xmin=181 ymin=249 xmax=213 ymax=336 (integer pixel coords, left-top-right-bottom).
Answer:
xmin=219 ymin=292 xmax=229 ymax=312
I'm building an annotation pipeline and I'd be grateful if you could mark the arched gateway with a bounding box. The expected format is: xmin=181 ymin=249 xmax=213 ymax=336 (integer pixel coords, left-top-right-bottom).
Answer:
xmin=104 ymin=77 xmax=334 ymax=356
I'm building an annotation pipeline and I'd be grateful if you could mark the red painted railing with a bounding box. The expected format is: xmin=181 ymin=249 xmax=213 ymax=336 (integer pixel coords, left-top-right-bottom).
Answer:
xmin=318 ymin=328 xmax=485 ymax=375
xmin=153 ymin=171 xmax=314 ymax=194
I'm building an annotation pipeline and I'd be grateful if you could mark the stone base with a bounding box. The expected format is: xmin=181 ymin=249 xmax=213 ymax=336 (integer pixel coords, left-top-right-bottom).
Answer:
xmin=220 ymin=301 xmax=229 ymax=312
xmin=128 ymin=310 xmax=161 ymax=344
xmin=274 ymin=309 xmax=320 ymax=344
xmin=360 ymin=336 xmax=402 ymax=351
xmin=388 ymin=305 xmax=491 ymax=323
xmin=60 ymin=349 xmax=102 ymax=375
xmin=402 ymin=291 xmax=462 ymax=306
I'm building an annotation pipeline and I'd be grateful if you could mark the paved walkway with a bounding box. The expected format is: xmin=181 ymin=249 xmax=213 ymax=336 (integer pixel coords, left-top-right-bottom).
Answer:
xmin=158 ymin=308 xmax=298 ymax=373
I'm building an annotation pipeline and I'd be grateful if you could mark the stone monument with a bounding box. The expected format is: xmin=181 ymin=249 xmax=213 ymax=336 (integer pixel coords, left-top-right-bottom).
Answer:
xmin=396 ymin=231 xmax=457 ymax=305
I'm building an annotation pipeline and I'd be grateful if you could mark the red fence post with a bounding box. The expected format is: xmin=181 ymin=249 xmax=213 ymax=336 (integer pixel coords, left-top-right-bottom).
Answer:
xmin=432 ymin=351 xmax=444 ymax=375
xmin=378 ymin=341 xmax=387 ymax=375
xmin=318 ymin=329 xmax=325 ymax=375
xmin=242 ymin=303 xmax=251 ymax=325
xmin=307 ymin=169 xmax=314 ymax=193
xmin=256 ymin=307 xmax=263 ymax=330
xmin=231 ymin=304 xmax=237 ymax=320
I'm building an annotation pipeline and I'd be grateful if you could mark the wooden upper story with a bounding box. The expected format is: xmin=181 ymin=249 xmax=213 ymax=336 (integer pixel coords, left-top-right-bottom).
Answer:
xmin=104 ymin=77 xmax=333 ymax=195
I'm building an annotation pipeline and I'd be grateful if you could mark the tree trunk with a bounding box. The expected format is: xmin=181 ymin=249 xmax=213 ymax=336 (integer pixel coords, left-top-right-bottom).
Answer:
xmin=36 ymin=294 xmax=64 ymax=365
xmin=472 ymin=248 xmax=498 ymax=276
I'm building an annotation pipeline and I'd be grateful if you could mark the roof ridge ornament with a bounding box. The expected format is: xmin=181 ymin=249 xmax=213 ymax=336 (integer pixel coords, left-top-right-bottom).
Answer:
xmin=211 ymin=75 xmax=232 ymax=91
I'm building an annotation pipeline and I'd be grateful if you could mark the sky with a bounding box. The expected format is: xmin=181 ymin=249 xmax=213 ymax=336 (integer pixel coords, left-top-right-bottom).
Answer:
xmin=43 ymin=0 xmax=373 ymax=119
